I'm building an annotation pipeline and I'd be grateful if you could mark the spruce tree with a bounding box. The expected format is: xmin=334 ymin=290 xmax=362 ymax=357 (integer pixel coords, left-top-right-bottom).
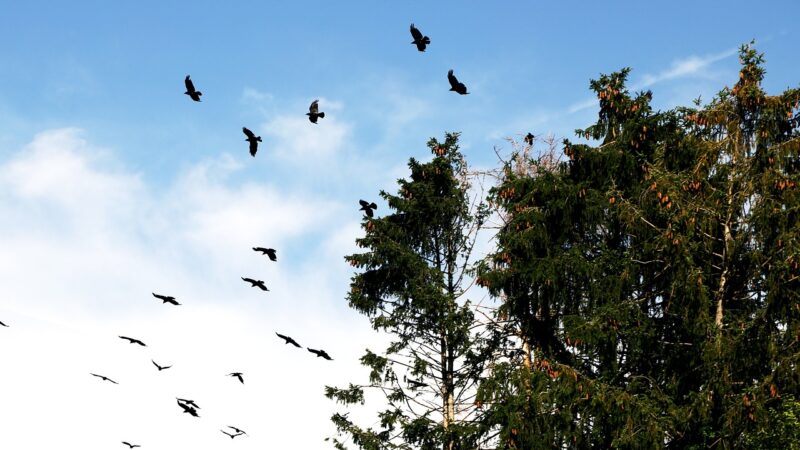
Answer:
xmin=476 ymin=43 xmax=800 ymax=448
xmin=326 ymin=133 xmax=490 ymax=450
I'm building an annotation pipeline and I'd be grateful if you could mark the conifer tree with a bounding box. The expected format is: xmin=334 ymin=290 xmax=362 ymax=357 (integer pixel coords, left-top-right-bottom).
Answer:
xmin=476 ymin=43 xmax=800 ymax=448
xmin=326 ymin=133 xmax=490 ymax=450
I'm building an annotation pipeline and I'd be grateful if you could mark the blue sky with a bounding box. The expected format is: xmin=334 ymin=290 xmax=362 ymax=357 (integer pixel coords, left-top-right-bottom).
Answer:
xmin=0 ymin=1 xmax=798 ymax=449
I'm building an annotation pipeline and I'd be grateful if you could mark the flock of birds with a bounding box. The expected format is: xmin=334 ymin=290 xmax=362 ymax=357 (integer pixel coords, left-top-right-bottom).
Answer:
xmin=0 ymin=23 xmax=522 ymax=448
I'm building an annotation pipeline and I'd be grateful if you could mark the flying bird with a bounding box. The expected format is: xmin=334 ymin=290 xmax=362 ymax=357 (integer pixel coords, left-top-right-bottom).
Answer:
xmin=177 ymin=399 xmax=199 ymax=417
xmin=152 ymin=360 xmax=172 ymax=371
xmin=253 ymin=247 xmax=277 ymax=261
xmin=90 ymin=373 xmax=118 ymax=384
xmin=227 ymin=426 xmax=247 ymax=436
xmin=176 ymin=398 xmax=200 ymax=409
xmin=447 ymin=70 xmax=468 ymax=95
xmin=119 ymin=336 xmax=146 ymax=346
xmin=359 ymin=199 xmax=377 ymax=218
xmin=306 ymin=99 xmax=325 ymax=124
xmin=524 ymin=133 xmax=534 ymax=146
xmin=121 ymin=442 xmax=140 ymax=448
xmin=221 ymin=430 xmax=241 ymax=439
xmin=228 ymin=372 xmax=245 ymax=384
xmin=242 ymin=277 xmax=269 ymax=291
xmin=404 ymin=375 xmax=428 ymax=389
xmin=242 ymin=127 xmax=262 ymax=157
xmin=409 ymin=23 xmax=430 ymax=52
xmin=276 ymin=332 xmax=302 ymax=348
xmin=152 ymin=293 xmax=180 ymax=306
xmin=184 ymin=75 xmax=202 ymax=102
xmin=307 ymin=348 xmax=333 ymax=360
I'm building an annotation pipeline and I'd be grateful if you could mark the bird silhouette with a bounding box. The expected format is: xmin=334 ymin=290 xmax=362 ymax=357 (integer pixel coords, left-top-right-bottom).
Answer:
xmin=152 ymin=360 xmax=172 ymax=371
xmin=119 ymin=336 xmax=146 ymax=346
xmin=307 ymin=99 xmax=325 ymax=124
xmin=228 ymin=372 xmax=245 ymax=384
xmin=447 ymin=70 xmax=468 ymax=95
xmin=176 ymin=398 xmax=200 ymax=409
xmin=307 ymin=348 xmax=333 ymax=360
xmin=409 ymin=24 xmax=430 ymax=52
xmin=524 ymin=133 xmax=534 ymax=146
xmin=276 ymin=332 xmax=302 ymax=348
xmin=359 ymin=199 xmax=377 ymax=218
xmin=227 ymin=426 xmax=247 ymax=436
xmin=0 ymin=320 xmax=8 ymax=327
xmin=221 ymin=430 xmax=241 ymax=439
xmin=152 ymin=293 xmax=180 ymax=306
xmin=91 ymin=373 xmax=118 ymax=384
xmin=253 ymin=247 xmax=277 ymax=261
xmin=404 ymin=375 xmax=428 ymax=389
xmin=121 ymin=442 xmax=140 ymax=448
xmin=184 ymin=75 xmax=202 ymax=102
xmin=242 ymin=127 xmax=262 ymax=157
xmin=177 ymin=399 xmax=199 ymax=417
xmin=242 ymin=277 xmax=269 ymax=291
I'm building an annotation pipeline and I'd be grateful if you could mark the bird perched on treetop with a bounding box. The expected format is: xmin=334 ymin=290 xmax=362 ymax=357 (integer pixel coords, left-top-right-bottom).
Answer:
xmin=242 ymin=127 xmax=262 ymax=157
xmin=448 ymin=70 xmax=468 ymax=95
xmin=409 ymin=24 xmax=430 ymax=52
xmin=359 ymin=199 xmax=377 ymax=218
xmin=307 ymin=99 xmax=325 ymax=124
xmin=184 ymin=75 xmax=202 ymax=102
xmin=524 ymin=133 xmax=534 ymax=146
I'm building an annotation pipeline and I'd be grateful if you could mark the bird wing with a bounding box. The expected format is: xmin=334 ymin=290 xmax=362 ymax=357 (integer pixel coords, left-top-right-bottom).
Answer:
xmin=309 ymin=99 xmax=319 ymax=114
xmin=228 ymin=426 xmax=246 ymax=434
xmin=448 ymin=70 xmax=459 ymax=89
xmin=410 ymin=23 xmax=423 ymax=41
xmin=152 ymin=360 xmax=161 ymax=369
xmin=289 ymin=338 xmax=301 ymax=347
xmin=185 ymin=75 xmax=195 ymax=92
xmin=243 ymin=127 xmax=255 ymax=139
xmin=359 ymin=199 xmax=369 ymax=208
xmin=242 ymin=277 xmax=255 ymax=284
xmin=276 ymin=332 xmax=288 ymax=341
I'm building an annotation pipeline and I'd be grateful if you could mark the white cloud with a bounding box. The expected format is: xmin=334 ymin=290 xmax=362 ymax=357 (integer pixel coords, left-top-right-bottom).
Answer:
xmin=0 ymin=128 xmax=379 ymax=449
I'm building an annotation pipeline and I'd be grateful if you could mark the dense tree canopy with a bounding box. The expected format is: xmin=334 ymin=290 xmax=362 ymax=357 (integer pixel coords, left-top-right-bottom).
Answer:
xmin=329 ymin=43 xmax=799 ymax=450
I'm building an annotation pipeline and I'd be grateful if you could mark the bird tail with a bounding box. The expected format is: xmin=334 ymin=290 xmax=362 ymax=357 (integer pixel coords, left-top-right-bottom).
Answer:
xmin=423 ymin=37 xmax=430 ymax=45
xmin=318 ymin=112 xmax=325 ymax=119
xmin=197 ymin=91 xmax=203 ymax=97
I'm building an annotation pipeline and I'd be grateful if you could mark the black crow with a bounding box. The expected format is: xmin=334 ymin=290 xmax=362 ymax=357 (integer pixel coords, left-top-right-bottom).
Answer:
xmin=243 ymin=127 xmax=262 ymax=157
xmin=90 ymin=373 xmax=118 ymax=384
xmin=409 ymin=23 xmax=430 ymax=52
xmin=253 ymin=247 xmax=277 ymax=261
xmin=447 ymin=70 xmax=468 ymax=95
xmin=176 ymin=398 xmax=200 ymax=409
xmin=276 ymin=332 xmax=302 ymax=348
xmin=404 ymin=375 xmax=428 ymax=389
xmin=227 ymin=426 xmax=247 ymax=436
xmin=184 ymin=75 xmax=202 ymax=102
xmin=242 ymin=277 xmax=269 ymax=291
xmin=122 ymin=442 xmax=140 ymax=448
xmin=119 ymin=336 xmax=146 ymax=346
xmin=359 ymin=199 xmax=377 ymax=218
xmin=228 ymin=372 xmax=245 ymax=384
xmin=177 ymin=399 xmax=199 ymax=417
xmin=221 ymin=430 xmax=241 ymax=439
xmin=307 ymin=348 xmax=333 ymax=360
xmin=152 ymin=293 xmax=180 ymax=306
xmin=307 ymin=99 xmax=325 ymax=124
xmin=152 ymin=360 xmax=172 ymax=371
xmin=524 ymin=133 xmax=534 ymax=146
